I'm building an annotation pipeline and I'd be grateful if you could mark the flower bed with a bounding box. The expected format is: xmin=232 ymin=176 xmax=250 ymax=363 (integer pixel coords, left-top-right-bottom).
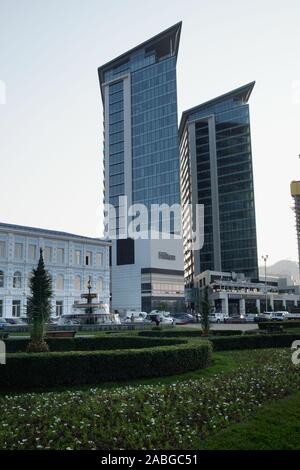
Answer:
xmin=0 ymin=349 xmax=298 ymax=449
xmin=211 ymin=333 xmax=300 ymax=350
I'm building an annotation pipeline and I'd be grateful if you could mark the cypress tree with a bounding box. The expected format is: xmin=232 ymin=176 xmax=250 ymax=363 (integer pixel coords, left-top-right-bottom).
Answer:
xmin=27 ymin=248 xmax=53 ymax=352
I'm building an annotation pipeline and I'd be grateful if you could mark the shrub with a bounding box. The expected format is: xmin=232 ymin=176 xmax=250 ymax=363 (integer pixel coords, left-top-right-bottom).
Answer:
xmin=258 ymin=321 xmax=300 ymax=330
xmin=4 ymin=335 xmax=185 ymax=353
xmin=0 ymin=341 xmax=212 ymax=390
xmin=138 ymin=329 xmax=243 ymax=338
xmin=211 ymin=333 xmax=300 ymax=351
xmin=209 ymin=330 xmax=243 ymax=336
xmin=26 ymin=340 xmax=49 ymax=353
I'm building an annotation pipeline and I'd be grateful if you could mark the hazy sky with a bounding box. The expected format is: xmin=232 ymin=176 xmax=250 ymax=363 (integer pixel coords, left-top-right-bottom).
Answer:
xmin=1 ymin=0 xmax=300 ymax=265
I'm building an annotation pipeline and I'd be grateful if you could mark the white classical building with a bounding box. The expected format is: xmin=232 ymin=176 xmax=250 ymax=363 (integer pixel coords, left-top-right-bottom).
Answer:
xmin=0 ymin=223 xmax=110 ymax=318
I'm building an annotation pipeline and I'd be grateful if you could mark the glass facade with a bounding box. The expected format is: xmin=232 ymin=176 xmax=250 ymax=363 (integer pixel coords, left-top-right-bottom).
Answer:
xmin=216 ymin=105 xmax=257 ymax=275
xmin=99 ymin=23 xmax=181 ymax=230
xmin=195 ymin=120 xmax=213 ymax=272
xmin=131 ymin=56 xmax=179 ymax=208
xmin=108 ymin=79 xmax=124 ymax=225
xmin=180 ymin=84 xmax=258 ymax=281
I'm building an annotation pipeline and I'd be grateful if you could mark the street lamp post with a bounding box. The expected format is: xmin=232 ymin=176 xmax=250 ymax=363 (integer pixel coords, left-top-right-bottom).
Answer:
xmin=261 ymin=255 xmax=269 ymax=312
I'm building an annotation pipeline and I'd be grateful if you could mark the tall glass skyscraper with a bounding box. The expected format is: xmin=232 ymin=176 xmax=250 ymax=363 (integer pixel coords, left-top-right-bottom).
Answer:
xmin=179 ymin=82 xmax=259 ymax=290
xmin=98 ymin=23 xmax=185 ymax=312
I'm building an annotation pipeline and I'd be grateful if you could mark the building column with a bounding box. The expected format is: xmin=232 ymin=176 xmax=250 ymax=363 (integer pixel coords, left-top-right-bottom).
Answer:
xmin=208 ymin=116 xmax=222 ymax=271
xmin=269 ymin=295 xmax=274 ymax=311
xmin=256 ymin=298 xmax=261 ymax=313
xmin=239 ymin=298 xmax=246 ymax=316
xmin=282 ymin=299 xmax=287 ymax=309
xmin=221 ymin=296 xmax=228 ymax=315
xmin=5 ymin=297 xmax=12 ymax=318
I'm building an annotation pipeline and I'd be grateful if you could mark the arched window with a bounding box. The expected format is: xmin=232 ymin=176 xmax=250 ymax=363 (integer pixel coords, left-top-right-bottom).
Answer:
xmin=74 ymin=275 xmax=81 ymax=291
xmin=0 ymin=271 xmax=4 ymax=288
xmin=13 ymin=271 xmax=22 ymax=288
xmin=56 ymin=274 xmax=64 ymax=290
xmin=96 ymin=277 xmax=103 ymax=293
xmin=27 ymin=272 xmax=34 ymax=288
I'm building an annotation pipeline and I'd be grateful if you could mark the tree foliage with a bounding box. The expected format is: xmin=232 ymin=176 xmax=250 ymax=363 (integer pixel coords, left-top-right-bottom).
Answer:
xmin=200 ymin=286 xmax=212 ymax=336
xmin=27 ymin=249 xmax=53 ymax=352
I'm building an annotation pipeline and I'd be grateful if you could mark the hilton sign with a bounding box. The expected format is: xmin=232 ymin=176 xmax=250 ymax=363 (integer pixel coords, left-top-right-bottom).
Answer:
xmin=158 ymin=251 xmax=176 ymax=261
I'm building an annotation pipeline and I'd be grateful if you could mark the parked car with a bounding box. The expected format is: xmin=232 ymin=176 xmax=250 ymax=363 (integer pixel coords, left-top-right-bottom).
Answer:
xmin=150 ymin=310 xmax=171 ymax=317
xmin=270 ymin=311 xmax=287 ymax=321
xmin=285 ymin=312 xmax=300 ymax=320
xmin=244 ymin=313 xmax=258 ymax=323
xmin=209 ymin=313 xmax=229 ymax=323
xmin=172 ymin=312 xmax=194 ymax=324
xmin=224 ymin=315 xmax=246 ymax=323
xmin=47 ymin=316 xmax=61 ymax=324
xmin=171 ymin=313 xmax=190 ymax=325
xmin=124 ymin=311 xmax=149 ymax=323
xmin=254 ymin=313 xmax=272 ymax=322
xmin=0 ymin=318 xmax=8 ymax=330
xmin=5 ymin=318 xmax=25 ymax=325
xmin=147 ymin=313 xmax=174 ymax=325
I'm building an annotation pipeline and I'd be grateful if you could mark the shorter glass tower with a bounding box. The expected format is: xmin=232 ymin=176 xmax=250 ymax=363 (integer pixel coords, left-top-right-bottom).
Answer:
xmin=179 ymin=82 xmax=259 ymax=290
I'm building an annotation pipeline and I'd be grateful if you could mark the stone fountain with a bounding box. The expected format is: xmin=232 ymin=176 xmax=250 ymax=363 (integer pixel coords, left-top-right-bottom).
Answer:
xmin=72 ymin=278 xmax=115 ymax=325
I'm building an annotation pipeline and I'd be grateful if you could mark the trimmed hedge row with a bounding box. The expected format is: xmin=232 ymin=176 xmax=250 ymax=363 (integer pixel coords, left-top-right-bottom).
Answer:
xmin=138 ymin=329 xmax=243 ymax=338
xmin=137 ymin=329 xmax=300 ymax=351
xmin=258 ymin=321 xmax=300 ymax=330
xmin=210 ymin=333 xmax=300 ymax=351
xmin=4 ymin=335 xmax=185 ymax=353
xmin=0 ymin=342 xmax=212 ymax=390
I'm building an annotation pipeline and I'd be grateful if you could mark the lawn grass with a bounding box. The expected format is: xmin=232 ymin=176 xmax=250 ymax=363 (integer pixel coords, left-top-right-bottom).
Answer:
xmin=201 ymin=390 xmax=300 ymax=450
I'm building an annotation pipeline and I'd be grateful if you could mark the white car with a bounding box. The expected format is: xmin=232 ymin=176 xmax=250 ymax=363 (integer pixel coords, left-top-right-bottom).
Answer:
xmin=244 ymin=313 xmax=258 ymax=322
xmin=159 ymin=315 xmax=174 ymax=324
xmin=150 ymin=310 xmax=171 ymax=317
xmin=270 ymin=311 xmax=287 ymax=321
xmin=208 ymin=313 xmax=228 ymax=323
xmin=147 ymin=312 xmax=174 ymax=324
xmin=285 ymin=312 xmax=300 ymax=320
xmin=125 ymin=312 xmax=149 ymax=323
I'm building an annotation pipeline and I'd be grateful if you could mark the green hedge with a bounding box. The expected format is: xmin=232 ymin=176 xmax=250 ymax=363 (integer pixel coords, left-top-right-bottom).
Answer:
xmin=0 ymin=342 xmax=212 ymax=390
xmin=210 ymin=333 xmax=300 ymax=351
xmin=258 ymin=321 xmax=300 ymax=330
xmin=4 ymin=335 xmax=185 ymax=353
xmin=138 ymin=329 xmax=243 ymax=338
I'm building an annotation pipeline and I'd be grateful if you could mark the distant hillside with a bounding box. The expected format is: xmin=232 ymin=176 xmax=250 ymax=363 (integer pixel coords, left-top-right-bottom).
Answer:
xmin=259 ymin=260 xmax=299 ymax=282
